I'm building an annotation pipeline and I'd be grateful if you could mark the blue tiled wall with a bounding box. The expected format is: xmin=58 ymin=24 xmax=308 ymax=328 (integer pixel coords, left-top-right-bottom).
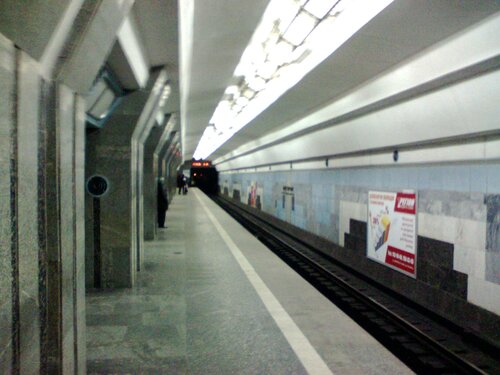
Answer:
xmin=221 ymin=162 xmax=500 ymax=243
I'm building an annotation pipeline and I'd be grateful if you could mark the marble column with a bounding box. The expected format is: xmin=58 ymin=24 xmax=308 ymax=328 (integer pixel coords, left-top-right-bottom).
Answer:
xmin=42 ymin=81 xmax=87 ymax=375
xmin=143 ymin=122 xmax=166 ymax=240
xmin=0 ymin=1 xmax=135 ymax=374
xmin=17 ymin=50 xmax=42 ymax=375
xmin=0 ymin=35 xmax=87 ymax=374
xmin=131 ymin=70 xmax=168 ymax=271
xmin=85 ymin=71 xmax=167 ymax=288
xmin=0 ymin=33 xmax=15 ymax=375
xmin=152 ymin=115 xmax=177 ymax=237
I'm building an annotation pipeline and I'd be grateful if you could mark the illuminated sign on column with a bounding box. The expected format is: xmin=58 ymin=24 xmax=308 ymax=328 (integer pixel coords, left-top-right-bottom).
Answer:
xmin=367 ymin=191 xmax=418 ymax=277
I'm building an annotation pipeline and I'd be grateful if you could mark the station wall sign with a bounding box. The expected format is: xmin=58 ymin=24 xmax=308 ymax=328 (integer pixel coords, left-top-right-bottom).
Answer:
xmin=367 ymin=191 xmax=417 ymax=277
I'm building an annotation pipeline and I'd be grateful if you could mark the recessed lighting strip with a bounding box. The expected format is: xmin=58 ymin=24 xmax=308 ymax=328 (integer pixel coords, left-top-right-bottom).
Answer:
xmin=193 ymin=0 xmax=394 ymax=160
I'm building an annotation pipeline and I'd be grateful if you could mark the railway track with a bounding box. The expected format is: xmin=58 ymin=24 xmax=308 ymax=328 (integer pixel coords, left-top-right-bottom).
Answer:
xmin=213 ymin=196 xmax=500 ymax=374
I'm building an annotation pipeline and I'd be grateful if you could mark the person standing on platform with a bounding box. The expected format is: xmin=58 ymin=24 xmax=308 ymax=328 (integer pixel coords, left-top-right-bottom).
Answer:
xmin=177 ymin=172 xmax=184 ymax=195
xmin=157 ymin=178 xmax=168 ymax=228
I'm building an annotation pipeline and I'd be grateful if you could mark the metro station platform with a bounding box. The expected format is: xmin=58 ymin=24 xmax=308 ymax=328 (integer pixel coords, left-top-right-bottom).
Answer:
xmin=86 ymin=188 xmax=412 ymax=374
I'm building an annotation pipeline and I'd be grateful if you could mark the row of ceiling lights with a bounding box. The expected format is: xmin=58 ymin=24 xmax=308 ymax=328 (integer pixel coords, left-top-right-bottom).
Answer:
xmin=222 ymin=0 xmax=344 ymax=116
xmin=193 ymin=0 xmax=394 ymax=160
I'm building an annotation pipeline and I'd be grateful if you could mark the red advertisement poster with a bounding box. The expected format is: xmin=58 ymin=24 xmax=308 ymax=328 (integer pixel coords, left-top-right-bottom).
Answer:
xmin=367 ymin=191 xmax=417 ymax=277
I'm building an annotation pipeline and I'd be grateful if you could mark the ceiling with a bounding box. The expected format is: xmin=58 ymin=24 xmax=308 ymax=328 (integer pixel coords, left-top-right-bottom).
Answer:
xmin=132 ymin=0 xmax=499 ymax=162
xmin=133 ymin=0 xmax=180 ymax=115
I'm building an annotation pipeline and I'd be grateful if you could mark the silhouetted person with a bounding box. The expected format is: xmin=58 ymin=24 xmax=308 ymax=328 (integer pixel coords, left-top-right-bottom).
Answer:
xmin=177 ymin=173 xmax=184 ymax=194
xmin=157 ymin=178 xmax=168 ymax=228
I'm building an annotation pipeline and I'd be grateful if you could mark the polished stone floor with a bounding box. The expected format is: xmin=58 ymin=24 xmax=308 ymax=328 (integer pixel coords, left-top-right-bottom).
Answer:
xmin=86 ymin=189 xmax=412 ymax=374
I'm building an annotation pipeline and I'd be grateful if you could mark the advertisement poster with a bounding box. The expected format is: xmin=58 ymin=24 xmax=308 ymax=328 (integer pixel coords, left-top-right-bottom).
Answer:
xmin=367 ymin=191 xmax=417 ymax=277
xmin=233 ymin=182 xmax=242 ymax=202
xmin=247 ymin=181 xmax=263 ymax=210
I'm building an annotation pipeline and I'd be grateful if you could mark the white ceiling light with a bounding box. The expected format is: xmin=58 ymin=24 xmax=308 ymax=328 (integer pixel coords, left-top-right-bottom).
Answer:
xmin=243 ymin=89 xmax=255 ymax=99
xmin=193 ymin=0 xmax=395 ymax=160
xmin=277 ymin=0 xmax=301 ymax=33
xmin=247 ymin=76 xmax=267 ymax=91
xmin=267 ymin=40 xmax=294 ymax=66
xmin=225 ymin=85 xmax=239 ymax=95
xmin=304 ymin=0 xmax=339 ymax=19
xmin=282 ymin=11 xmax=317 ymax=46
xmin=258 ymin=61 xmax=279 ymax=80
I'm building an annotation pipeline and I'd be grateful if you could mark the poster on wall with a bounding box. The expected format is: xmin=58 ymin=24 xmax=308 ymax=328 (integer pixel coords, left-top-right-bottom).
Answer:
xmin=247 ymin=181 xmax=263 ymax=210
xmin=367 ymin=191 xmax=417 ymax=278
xmin=233 ymin=182 xmax=242 ymax=202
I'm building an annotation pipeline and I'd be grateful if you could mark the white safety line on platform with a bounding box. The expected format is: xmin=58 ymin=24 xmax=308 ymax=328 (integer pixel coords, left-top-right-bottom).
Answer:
xmin=194 ymin=190 xmax=334 ymax=375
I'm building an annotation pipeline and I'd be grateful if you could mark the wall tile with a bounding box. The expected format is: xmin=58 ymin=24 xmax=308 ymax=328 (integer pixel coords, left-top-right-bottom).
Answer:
xmin=418 ymin=213 xmax=450 ymax=243
xmin=486 ymin=164 xmax=500 ymax=194
xmin=418 ymin=236 xmax=454 ymax=268
xmin=485 ymin=252 xmax=499 ymax=284
xmin=339 ymin=201 xmax=367 ymax=246
xmin=441 ymin=165 xmax=470 ymax=193
xmin=453 ymin=245 xmax=485 ymax=279
xmin=455 ymin=217 xmax=486 ymax=250
xmin=468 ymin=277 xmax=500 ymax=315
xmin=420 ymin=166 xmax=445 ymax=190
xmin=226 ymin=162 xmax=499 ymax=316
xmin=470 ymin=164 xmax=488 ymax=193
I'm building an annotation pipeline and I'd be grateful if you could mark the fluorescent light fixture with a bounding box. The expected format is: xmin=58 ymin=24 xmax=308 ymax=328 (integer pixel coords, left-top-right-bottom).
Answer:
xmin=258 ymin=61 xmax=278 ymax=79
xmin=243 ymin=89 xmax=255 ymax=99
xmin=247 ymin=76 xmax=266 ymax=91
xmin=304 ymin=0 xmax=338 ymax=19
xmin=225 ymin=85 xmax=239 ymax=95
xmin=267 ymin=40 xmax=294 ymax=66
xmin=193 ymin=0 xmax=395 ymax=160
xmin=282 ymin=11 xmax=317 ymax=46
xmin=277 ymin=0 xmax=301 ymax=33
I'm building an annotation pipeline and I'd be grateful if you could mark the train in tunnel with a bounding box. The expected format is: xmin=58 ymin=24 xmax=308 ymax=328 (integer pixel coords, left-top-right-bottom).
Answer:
xmin=189 ymin=160 xmax=219 ymax=196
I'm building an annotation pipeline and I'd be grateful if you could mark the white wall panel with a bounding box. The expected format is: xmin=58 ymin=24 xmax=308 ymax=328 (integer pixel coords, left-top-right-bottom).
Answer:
xmin=217 ymin=69 xmax=500 ymax=171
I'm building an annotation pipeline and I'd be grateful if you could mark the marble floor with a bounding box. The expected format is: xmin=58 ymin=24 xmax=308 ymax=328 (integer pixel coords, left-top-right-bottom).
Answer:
xmin=86 ymin=189 xmax=412 ymax=374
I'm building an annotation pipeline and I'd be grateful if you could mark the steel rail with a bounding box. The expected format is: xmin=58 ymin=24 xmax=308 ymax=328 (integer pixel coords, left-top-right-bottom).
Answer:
xmin=214 ymin=196 xmax=495 ymax=374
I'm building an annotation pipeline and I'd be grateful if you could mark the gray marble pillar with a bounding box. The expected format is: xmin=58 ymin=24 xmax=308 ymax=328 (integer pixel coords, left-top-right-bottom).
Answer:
xmin=152 ymin=114 xmax=177 ymax=237
xmin=85 ymin=71 xmax=167 ymax=288
xmin=0 ymin=33 xmax=15 ymax=375
xmin=86 ymin=105 xmax=139 ymax=288
xmin=1 ymin=2 xmax=134 ymax=374
xmin=0 ymin=35 xmax=87 ymax=374
xmin=74 ymin=94 xmax=87 ymax=375
xmin=131 ymin=70 xmax=168 ymax=272
xmin=143 ymin=124 xmax=166 ymax=240
xmin=42 ymin=81 xmax=87 ymax=375
xmin=17 ymin=50 xmax=42 ymax=375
